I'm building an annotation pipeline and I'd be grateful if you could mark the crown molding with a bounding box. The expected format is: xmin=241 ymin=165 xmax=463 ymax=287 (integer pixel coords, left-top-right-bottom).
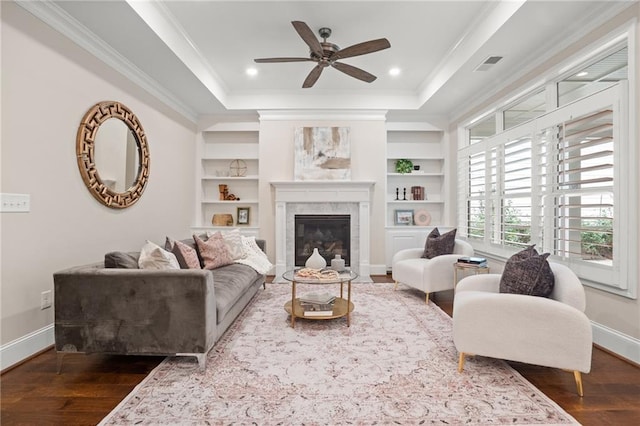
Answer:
xmin=15 ymin=0 xmax=198 ymax=123
xmin=257 ymin=110 xmax=388 ymax=121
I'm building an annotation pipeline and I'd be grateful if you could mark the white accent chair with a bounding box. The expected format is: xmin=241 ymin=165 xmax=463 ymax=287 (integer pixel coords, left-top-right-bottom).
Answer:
xmin=392 ymin=239 xmax=474 ymax=303
xmin=453 ymin=262 xmax=593 ymax=396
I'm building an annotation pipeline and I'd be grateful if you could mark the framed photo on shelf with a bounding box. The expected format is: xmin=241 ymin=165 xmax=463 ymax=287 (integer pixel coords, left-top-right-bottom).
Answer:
xmin=394 ymin=209 xmax=414 ymax=226
xmin=237 ymin=207 xmax=250 ymax=225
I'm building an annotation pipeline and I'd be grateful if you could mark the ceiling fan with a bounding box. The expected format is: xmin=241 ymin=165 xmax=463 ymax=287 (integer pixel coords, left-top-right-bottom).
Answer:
xmin=254 ymin=21 xmax=391 ymax=88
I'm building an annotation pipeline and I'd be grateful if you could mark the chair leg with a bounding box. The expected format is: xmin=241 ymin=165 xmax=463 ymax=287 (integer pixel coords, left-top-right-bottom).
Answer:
xmin=394 ymin=280 xmax=398 ymax=290
xmin=425 ymin=292 xmax=430 ymax=304
xmin=458 ymin=352 xmax=466 ymax=372
xmin=574 ymin=371 xmax=584 ymax=397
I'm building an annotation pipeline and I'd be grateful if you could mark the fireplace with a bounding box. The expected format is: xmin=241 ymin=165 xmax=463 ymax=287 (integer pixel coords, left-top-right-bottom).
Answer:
xmin=295 ymin=215 xmax=350 ymax=267
xmin=271 ymin=180 xmax=374 ymax=282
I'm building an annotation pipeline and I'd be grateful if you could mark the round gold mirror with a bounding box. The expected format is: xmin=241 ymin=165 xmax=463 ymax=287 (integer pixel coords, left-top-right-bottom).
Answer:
xmin=76 ymin=101 xmax=150 ymax=208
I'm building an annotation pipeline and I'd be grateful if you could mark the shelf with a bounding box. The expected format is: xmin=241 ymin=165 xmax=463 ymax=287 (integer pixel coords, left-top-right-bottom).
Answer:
xmin=202 ymin=199 xmax=259 ymax=204
xmin=387 ymin=200 xmax=444 ymax=204
xmin=202 ymin=175 xmax=259 ymax=181
xmin=388 ymin=156 xmax=444 ymax=161
xmin=387 ymin=173 xmax=444 ymax=177
xmin=201 ymin=156 xmax=258 ymax=161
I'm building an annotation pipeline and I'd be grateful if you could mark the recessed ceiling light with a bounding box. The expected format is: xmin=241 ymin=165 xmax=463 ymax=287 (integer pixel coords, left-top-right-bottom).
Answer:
xmin=389 ymin=67 xmax=401 ymax=76
xmin=246 ymin=67 xmax=258 ymax=77
xmin=576 ymin=71 xmax=588 ymax=77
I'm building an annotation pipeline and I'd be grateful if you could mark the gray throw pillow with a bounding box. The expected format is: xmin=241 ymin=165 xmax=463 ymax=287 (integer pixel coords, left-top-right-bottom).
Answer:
xmin=421 ymin=227 xmax=457 ymax=259
xmin=104 ymin=252 xmax=139 ymax=269
xmin=499 ymin=245 xmax=555 ymax=297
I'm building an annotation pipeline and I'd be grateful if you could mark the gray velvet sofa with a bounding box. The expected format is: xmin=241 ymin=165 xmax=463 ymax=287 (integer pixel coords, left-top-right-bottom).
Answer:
xmin=53 ymin=240 xmax=266 ymax=371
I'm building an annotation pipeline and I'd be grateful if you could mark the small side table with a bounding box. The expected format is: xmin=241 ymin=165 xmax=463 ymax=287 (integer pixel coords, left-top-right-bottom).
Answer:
xmin=453 ymin=262 xmax=490 ymax=287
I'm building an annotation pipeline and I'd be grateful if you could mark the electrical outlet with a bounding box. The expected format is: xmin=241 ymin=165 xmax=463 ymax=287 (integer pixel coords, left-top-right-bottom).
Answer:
xmin=41 ymin=290 xmax=52 ymax=310
xmin=0 ymin=193 xmax=30 ymax=213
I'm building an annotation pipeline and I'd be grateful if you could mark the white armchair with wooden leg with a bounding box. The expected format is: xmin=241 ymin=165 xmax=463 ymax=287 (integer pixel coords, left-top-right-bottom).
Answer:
xmin=392 ymin=239 xmax=473 ymax=303
xmin=453 ymin=262 xmax=593 ymax=396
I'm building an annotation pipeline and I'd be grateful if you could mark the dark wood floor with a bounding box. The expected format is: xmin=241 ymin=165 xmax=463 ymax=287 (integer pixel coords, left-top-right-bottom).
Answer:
xmin=2 ymin=276 xmax=639 ymax=425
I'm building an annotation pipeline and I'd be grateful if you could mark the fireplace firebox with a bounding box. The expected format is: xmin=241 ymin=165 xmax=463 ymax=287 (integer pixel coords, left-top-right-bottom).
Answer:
xmin=295 ymin=215 xmax=350 ymax=267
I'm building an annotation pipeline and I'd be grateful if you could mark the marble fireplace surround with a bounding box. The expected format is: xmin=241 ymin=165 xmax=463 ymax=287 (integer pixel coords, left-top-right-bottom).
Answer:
xmin=271 ymin=181 xmax=375 ymax=282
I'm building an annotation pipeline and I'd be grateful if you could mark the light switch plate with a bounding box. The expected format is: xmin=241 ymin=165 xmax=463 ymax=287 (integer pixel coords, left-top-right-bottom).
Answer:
xmin=0 ymin=193 xmax=30 ymax=212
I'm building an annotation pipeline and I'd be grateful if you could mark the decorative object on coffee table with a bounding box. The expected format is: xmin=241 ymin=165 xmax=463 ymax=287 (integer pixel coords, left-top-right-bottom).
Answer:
xmin=331 ymin=254 xmax=345 ymax=271
xmin=236 ymin=207 xmax=250 ymax=225
xmin=305 ymin=248 xmax=327 ymax=269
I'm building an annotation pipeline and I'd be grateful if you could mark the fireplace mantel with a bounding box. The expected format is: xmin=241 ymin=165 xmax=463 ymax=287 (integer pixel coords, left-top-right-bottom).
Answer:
xmin=271 ymin=181 xmax=375 ymax=281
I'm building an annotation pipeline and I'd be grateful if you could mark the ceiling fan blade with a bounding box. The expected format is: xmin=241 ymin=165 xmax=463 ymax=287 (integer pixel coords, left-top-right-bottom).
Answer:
xmin=332 ymin=38 xmax=391 ymax=60
xmin=254 ymin=57 xmax=314 ymax=63
xmin=302 ymin=65 xmax=323 ymax=88
xmin=332 ymin=62 xmax=377 ymax=83
xmin=292 ymin=21 xmax=323 ymax=57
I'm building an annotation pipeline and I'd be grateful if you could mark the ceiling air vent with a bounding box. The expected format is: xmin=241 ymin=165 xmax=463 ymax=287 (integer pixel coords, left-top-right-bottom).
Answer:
xmin=474 ymin=56 xmax=503 ymax=72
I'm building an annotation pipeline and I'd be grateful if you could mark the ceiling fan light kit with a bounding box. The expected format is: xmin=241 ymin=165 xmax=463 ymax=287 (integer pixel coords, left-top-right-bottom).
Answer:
xmin=254 ymin=21 xmax=391 ymax=88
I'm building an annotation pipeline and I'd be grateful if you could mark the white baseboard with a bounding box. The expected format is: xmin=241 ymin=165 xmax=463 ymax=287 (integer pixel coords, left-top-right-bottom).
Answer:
xmin=369 ymin=264 xmax=388 ymax=276
xmin=0 ymin=324 xmax=54 ymax=371
xmin=592 ymin=321 xmax=640 ymax=365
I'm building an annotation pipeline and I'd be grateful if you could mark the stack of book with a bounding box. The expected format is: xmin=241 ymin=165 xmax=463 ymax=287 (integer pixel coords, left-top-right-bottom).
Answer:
xmin=457 ymin=256 xmax=488 ymax=267
xmin=298 ymin=292 xmax=336 ymax=317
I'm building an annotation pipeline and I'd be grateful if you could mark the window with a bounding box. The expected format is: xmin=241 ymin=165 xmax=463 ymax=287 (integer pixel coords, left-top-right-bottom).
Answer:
xmin=460 ymin=83 xmax=633 ymax=296
xmin=558 ymin=46 xmax=628 ymax=106
xmin=504 ymin=90 xmax=546 ymax=130
xmin=468 ymin=114 xmax=496 ymax=145
xmin=541 ymin=109 xmax=614 ymax=264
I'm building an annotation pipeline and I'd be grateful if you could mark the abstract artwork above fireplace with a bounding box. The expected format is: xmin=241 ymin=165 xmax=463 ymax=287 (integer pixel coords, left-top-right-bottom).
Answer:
xmin=294 ymin=127 xmax=350 ymax=181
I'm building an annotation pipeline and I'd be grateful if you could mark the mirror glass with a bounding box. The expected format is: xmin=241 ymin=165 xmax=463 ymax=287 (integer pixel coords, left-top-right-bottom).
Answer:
xmin=76 ymin=101 xmax=150 ymax=209
xmin=94 ymin=118 xmax=140 ymax=193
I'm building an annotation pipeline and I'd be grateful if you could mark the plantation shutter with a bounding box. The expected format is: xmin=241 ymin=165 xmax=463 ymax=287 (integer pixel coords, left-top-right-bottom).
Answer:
xmin=541 ymin=109 xmax=614 ymax=261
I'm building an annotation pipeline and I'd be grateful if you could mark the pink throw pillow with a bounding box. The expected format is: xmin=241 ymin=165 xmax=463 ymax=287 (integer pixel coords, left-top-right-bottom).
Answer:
xmin=172 ymin=240 xmax=202 ymax=269
xmin=194 ymin=233 xmax=233 ymax=270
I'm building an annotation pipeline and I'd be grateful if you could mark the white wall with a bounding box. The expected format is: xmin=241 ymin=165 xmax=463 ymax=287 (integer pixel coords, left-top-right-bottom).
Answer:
xmin=448 ymin=4 xmax=640 ymax=361
xmin=256 ymin=112 xmax=388 ymax=271
xmin=0 ymin=2 xmax=197 ymax=368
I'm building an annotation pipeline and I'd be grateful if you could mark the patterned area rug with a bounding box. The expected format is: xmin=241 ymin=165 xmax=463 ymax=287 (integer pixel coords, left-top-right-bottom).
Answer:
xmin=100 ymin=283 xmax=579 ymax=425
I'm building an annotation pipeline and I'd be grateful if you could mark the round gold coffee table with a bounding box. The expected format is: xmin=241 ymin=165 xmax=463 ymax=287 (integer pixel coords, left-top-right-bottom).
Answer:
xmin=282 ymin=269 xmax=357 ymax=328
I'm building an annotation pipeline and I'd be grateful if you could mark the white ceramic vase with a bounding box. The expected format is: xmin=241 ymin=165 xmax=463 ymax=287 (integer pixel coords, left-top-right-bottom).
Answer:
xmin=305 ymin=248 xmax=327 ymax=269
xmin=331 ymin=254 xmax=345 ymax=272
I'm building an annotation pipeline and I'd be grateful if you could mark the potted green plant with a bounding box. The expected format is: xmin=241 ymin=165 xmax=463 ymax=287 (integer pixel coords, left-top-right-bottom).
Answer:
xmin=395 ymin=159 xmax=414 ymax=174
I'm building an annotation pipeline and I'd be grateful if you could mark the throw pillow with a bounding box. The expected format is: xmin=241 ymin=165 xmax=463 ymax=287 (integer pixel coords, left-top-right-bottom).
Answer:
xmin=421 ymin=227 xmax=457 ymax=259
xmin=208 ymin=228 xmax=247 ymax=260
xmin=194 ymin=233 xmax=234 ymax=270
xmin=104 ymin=251 xmax=139 ymax=269
xmin=138 ymin=240 xmax=180 ymax=270
xmin=171 ymin=240 xmax=201 ymax=269
xmin=499 ymin=245 xmax=555 ymax=297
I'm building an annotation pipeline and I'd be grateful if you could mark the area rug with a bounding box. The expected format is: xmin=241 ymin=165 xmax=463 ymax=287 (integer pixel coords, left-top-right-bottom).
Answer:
xmin=100 ymin=283 xmax=579 ymax=425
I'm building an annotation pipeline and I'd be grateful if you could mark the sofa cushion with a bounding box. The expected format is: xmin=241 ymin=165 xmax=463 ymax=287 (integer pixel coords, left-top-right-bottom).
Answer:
xmin=499 ymin=245 xmax=555 ymax=297
xmin=194 ymin=233 xmax=234 ymax=270
xmin=138 ymin=241 xmax=180 ymax=270
xmin=104 ymin=252 xmax=139 ymax=269
xmin=211 ymin=263 xmax=260 ymax=322
xmin=421 ymin=227 xmax=457 ymax=259
xmin=172 ymin=240 xmax=202 ymax=269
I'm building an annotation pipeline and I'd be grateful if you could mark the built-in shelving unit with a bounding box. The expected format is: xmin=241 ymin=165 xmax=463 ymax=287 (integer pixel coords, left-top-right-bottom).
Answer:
xmin=385 ymin=122 xmax=447 ymax=267
xmin=194 ymin=122 xmax=260 ymax=236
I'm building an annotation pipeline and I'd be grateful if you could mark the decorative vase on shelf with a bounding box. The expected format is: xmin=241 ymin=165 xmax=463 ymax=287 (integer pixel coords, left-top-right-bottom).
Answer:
xmin=305 ymin=248 xmax=327 ymax=269
xmin=331 ymin=254 xmax=345 ymax=272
